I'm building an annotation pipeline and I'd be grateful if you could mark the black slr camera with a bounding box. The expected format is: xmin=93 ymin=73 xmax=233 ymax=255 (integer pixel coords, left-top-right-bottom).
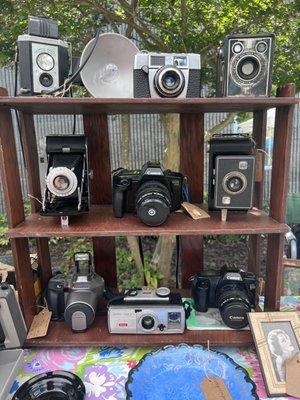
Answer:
xmin=46 ymin=253 xmax=105 ymax=332
xmin=113 ymin=162 xmax=187 ymax=226
xmin=208 ymin=134 xmax=255 ymax=210
xmin=192 ymin=266 xmax=258 ymax=329
xmin=41 ymin=135 xmax=90 ymax=216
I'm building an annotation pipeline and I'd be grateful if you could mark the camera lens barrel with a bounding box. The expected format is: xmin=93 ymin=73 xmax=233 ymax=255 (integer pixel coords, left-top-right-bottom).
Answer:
xmin=154 ymin=65 xmax=185 ymax=97
xmin=217 ymin=288 xmax=251 ymax=329
xmin=64 ymin=291 xmax=97 ymax=332
xmin=135 ymin=181 xmax=172 ymax=226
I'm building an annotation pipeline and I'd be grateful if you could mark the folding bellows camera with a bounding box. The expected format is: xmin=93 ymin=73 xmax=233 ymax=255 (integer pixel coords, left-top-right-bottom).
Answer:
xmin=42 ymin=135 xmax=90 ymax=216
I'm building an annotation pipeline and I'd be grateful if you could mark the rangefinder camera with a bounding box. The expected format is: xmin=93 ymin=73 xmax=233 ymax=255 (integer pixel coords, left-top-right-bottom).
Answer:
xmin=134 ymin=52 xmax=201 ymax=98
xmin=113 ymin=162 xmax=187 ymax=227
xmin=108 ymin=288 xmax=185 ymax=334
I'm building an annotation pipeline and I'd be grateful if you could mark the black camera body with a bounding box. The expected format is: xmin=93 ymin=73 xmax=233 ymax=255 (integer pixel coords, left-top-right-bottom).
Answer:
xmin=216 ymin=33 xmax=275 ymax=97
xmin=134 ymin=53 xmax=201 ymax=98
xmin=17 ymin=16 xmax=70 ymax=95
xmin=41 ymin=135 xmax=90 ymax=216
xmin=46 ymin=253 xmax=105 ymax=332
xmin=192 ymin=266 xmax=258 ymax=329
xmin=113 ymin=162 xmax=187 ymax=226
xmin=208 ymin=134 xmax=255 ymax=210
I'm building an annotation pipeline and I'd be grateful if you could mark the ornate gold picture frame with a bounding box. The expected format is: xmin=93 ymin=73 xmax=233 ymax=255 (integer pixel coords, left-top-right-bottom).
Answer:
xmin=248 ymin=312 xmax=300 ymax=396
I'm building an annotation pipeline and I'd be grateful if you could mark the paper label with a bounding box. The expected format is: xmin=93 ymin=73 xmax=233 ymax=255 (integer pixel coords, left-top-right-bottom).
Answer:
xmin=201 ymin=377 xmax=232 ymax=400
xmin=286 ymin=352 xmax=300 ymax=398
xmin=27 ymin=308 xmax=52 ymax=339
xmin=255 ymin=150 xmax=263 ymax=182
xmin=181 ymin=202 xmax=210 ymax=220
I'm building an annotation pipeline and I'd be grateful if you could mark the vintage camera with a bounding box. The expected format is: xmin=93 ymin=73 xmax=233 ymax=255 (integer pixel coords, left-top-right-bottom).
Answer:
xmin=208 ymin=134 xmax=255 ymax=210
xmin=134 ymin=53 xmax=201 ymax=98
xmin=17 ymin=16 xmax=71 ymax=95
xmin=0 ymin=283 xmax=27 ymax=348
xmin=108 ymin=288 xmax=185 ymax=334
xmin=41 ymin=135 xmax=90 ymax=216
xmin=113 ymin=162 xmax=187 ymax=226
xmin=191 ymin=266 xmax=258 ymax=329
xmin=216 ymin=33 xmax=275 ymax=97
xmin=46 ymin=253 xmax=105 ymax=332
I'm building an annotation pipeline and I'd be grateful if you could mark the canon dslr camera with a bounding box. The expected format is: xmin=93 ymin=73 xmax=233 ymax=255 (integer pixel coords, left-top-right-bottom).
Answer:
xmin=113 ymin=162 xmax=187 ymax=226
xmin=134 ymin=53 xmax=201 ymax=98
xmin=192 ymin=265 xmax=258 ymax=329
xmin=46 ymin=253 xmax=104 ymax=332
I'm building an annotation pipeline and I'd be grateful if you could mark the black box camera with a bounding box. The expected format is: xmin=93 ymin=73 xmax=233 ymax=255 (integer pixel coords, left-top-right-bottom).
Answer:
xmin=41 ymin=135 xmax=90 ymax=216
xmin=208 ymin=134 xmax=255 ymax=211
xmin=112 ymin=162 xmax=187 ymax=226
xmin=191 ymin=265 xmax=258 ymax=329
xmin=134 ymin=53 xmax=201 ymax=98
xmin=17 ymin=16 xmax=70 ymax=95
xmin=216 ymin=33 xmax=275 ymax=97
xmin=46 ymin=253 xmax=105 ymax=332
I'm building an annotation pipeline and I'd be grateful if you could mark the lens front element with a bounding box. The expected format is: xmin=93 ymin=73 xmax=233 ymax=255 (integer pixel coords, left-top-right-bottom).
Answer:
xmin=46 ymin=167 xmax=78 ymax=197
xmin=37 ymin=52 xmax=54 ymax=71
xmin=223 ymin=171 xmax=247 ymax=195
xmin=154 ymin=66 xmax=185 ymax=97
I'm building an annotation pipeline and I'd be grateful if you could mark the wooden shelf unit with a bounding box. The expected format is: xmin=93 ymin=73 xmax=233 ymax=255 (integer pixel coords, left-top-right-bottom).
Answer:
xmin=0 ymin=85 xmax=297 ymax=347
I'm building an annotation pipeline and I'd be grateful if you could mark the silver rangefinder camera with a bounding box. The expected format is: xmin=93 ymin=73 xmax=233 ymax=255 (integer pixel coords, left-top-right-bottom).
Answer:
xmin=134 ymin=53 xmax=201 ymax=98
xmin=108 ymin=287 xmax=185 ymax=334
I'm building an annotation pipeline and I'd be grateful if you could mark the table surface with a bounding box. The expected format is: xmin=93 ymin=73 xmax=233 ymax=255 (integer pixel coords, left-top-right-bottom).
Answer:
xmin=8 ymin=296 xmax=300 ymax=400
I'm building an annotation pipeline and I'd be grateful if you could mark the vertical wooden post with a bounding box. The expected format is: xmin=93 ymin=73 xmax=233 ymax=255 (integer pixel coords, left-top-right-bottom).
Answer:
xmin=83 ymin=114 xmax=117 ymax=287
xmin=19 ymin=112 xmax=52 ymax=289
xmin=0 ymin=88 xmax=35 ymax=327
xmin=248 ymin=110 xmax=267 ymax=276
xmin=180 ymin=113 xmax=204 ymax=287
xmin=265 ymin=84 xmax=295 ymax=311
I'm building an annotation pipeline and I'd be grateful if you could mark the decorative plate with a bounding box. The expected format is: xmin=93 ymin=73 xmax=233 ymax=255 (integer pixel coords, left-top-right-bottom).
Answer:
xmin=125 ymin=344 xmax=258 ymax=400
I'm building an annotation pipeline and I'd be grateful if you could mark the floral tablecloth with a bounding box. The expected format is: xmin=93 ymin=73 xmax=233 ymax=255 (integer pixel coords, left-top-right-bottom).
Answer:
xmin=7 ymin=345 xmax=297 ymax=400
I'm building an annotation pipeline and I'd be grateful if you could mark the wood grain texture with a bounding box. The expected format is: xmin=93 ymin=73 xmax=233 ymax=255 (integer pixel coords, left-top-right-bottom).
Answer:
xmin=83 ymin=114 xmax=116 ymax=285
xmin=8 ymin=205 xmax=288 ymax=238
xmin=24 ymin=315 xmax=253 ymax=347
xmin=248 ymin=110 xmax=267 ymax=276
xmin=265 ymin=83 xmax=296 ymax=311
xmin=180 ymin=114 xmax=204 ymax=287
xmin=19 ymin=112 xmax=51 ymax=289
xmin=0 ymin=97 xmax=298 ymax=115
xmin=0 ymin=90 xmax=36 ymax=327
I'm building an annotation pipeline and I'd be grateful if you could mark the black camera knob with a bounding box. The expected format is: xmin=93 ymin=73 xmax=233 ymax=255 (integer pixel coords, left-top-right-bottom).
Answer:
xmin=158 ymin=323 xmax=166 ymax=331
xmin=119 ymin=179 xmax=130 ymax=188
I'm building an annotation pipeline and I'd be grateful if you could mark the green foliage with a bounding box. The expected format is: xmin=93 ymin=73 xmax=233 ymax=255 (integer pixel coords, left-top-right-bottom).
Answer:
xmin=0 ymin=214 xmax=9 ymax=247
xmin=0 ymin=1 xmax=299 ymax=89
xmin=143 ymin=251 xmax=164 ymax=288
xmin=116 ymin=246 xmax=143 ymax=289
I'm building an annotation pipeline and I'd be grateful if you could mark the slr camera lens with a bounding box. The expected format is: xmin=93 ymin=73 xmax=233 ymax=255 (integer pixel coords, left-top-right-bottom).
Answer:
xmin=135 ymin=181 xmax=172 ymax=226
xmin=141 ymin=315 xmax=155 ymax=330
xmin=39 ymin=72 xmax=53 ymax=87
xmin=217 ymin=287 xmax=251 ymax=329
xmin=154 ymin=66 xmax=185 ymax=97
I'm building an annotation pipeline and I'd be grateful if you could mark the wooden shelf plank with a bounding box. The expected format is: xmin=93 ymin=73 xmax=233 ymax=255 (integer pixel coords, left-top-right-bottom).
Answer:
xmin=24 ymin=315 xmax=253 ymax=347
xmin=9 ymin=205 xmax=288 ymax=238
xmin=0 ymin=96 xmax=298 ymax=115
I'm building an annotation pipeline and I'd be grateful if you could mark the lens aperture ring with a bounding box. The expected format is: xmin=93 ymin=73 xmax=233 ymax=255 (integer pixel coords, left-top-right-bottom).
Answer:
xmin=154 ymin=65 xmax=185 ymax=97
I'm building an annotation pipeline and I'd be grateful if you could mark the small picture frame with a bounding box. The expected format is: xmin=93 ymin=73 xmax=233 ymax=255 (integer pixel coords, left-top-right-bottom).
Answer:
xmin=248 ymin=312 xmax=300 ymax=396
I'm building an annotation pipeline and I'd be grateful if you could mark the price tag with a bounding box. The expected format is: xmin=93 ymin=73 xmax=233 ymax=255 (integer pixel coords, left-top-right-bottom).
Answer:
xmin=201 ymin=377 xmax=232 ymax=400
xmin=27 ymin=308 xmax=52 ymax=339
xmin=181 ymin=202 xmax=210 ymax=220
xmin=286 ymin=353 xmax=300 ymax=398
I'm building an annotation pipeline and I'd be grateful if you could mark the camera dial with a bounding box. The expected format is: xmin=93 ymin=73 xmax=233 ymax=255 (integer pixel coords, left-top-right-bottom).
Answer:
xmin=154 ymin=65 xmax=185 ymax=97
xmin=46 ymin=166 xmax=78 ymax=197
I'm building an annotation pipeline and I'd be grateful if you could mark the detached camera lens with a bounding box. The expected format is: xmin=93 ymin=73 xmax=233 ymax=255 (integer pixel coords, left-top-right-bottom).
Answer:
xmin=39 ymin=73 xmax=53 ymax=87
xmin=154 ymin=66 xmax=185 ymax=97
xmin=141 ymin=315 xmax=155 ymax=330
xmin=37 ymin=52 xmax=55 ymax=71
